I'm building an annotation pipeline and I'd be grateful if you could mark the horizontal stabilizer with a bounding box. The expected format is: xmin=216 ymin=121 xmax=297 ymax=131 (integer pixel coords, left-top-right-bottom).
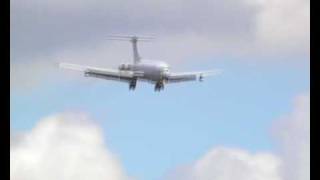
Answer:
xmin=107 ymin=35 xmax=155 ymax=42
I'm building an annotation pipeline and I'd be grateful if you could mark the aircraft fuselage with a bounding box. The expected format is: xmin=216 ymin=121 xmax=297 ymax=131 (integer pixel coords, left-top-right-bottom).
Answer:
xmin=119 ymin=60 xmax=169 ymax=83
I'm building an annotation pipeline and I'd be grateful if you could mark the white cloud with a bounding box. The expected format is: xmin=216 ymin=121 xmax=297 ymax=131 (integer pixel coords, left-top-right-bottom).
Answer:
xmin=166 ymin=148 xmax=282 ymax=180
xmin=10 ymin=113 xmax=129 ymax=180
xmin=10 ymin=0 xmax=309 ymax=57
xmin=165 ymin=93 xmax=310 ymax=180
xmin=253 ymin=0 xmax=310 ymax=53
xmin=192 ymin=148 xmax=281 ymax=180
xmin=10 ymin=93 xmax=309 ymax=180
xmin=273 ymin=94 xmax=310 ymax=180
xmin=10 ymin=0 xmax=309 ymax=90
xmin=10 ymin=60 xmax=57 ymax=91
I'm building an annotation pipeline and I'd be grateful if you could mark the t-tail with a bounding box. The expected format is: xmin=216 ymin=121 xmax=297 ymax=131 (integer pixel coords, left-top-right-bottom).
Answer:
xmin=107 ymin=35 xmax=154 ymax=64
xmin=131 ymin=37 xmax=140 ymax=64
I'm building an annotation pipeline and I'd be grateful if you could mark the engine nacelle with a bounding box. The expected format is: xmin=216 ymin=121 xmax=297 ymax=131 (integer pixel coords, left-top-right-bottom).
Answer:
xmin=118 ymin=63 xmax=133 ymax=71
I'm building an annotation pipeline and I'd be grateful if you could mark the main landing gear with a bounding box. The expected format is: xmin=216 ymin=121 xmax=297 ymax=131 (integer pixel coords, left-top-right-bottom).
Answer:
xmin=129 ymin=79 xmax=137 ymax=90
xmin=154 ymin=81 xmax=164 ymax=92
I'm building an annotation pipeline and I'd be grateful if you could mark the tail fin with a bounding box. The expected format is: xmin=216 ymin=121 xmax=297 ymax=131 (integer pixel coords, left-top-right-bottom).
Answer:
xmin=131 ymin=37 xmax=140 ymax=64
xmin=107 ymin=35 xmax=154 ymax=64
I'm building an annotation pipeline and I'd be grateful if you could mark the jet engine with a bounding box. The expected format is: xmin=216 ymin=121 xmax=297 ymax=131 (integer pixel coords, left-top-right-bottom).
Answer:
xmin=118 ymin=63 xmax=133 ymax=71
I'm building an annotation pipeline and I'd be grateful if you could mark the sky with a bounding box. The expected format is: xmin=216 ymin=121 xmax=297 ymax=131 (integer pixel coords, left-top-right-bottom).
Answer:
xmin=10 ymin=0 xmax=310 ymax=180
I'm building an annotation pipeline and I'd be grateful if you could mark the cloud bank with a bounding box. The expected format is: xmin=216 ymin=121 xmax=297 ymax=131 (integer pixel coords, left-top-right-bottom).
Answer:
xmin=253 ymin=0 xmax=310 ymax=53
xmin=11 ymin=0 xmax=310 ymax=90
xmin=273 ymin=94 xmax=310 ymax=180
xmin=166 ymin=148 xmax=281 ymax=180
xmin=165 ymin=93 xmax=310 ymax=180
xmin=11 ymin=94 xmax=310 ymax=180
xmin=10 ymin=113 xmax=128 ymax=180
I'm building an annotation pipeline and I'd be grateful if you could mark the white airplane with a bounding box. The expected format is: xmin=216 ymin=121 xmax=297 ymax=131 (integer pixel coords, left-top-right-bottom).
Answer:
xmin=59 ymin=35 xmax=221 ymax=91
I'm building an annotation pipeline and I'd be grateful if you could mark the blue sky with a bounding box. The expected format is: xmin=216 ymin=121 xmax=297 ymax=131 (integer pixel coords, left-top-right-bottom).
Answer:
xmin=10 ymin=0 xmax=309 ymax=179
xmin=11 ymin=56 xmax=309 ymax=179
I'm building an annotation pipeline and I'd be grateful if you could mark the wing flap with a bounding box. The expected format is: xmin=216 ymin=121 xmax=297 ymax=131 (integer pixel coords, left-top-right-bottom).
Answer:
xmin=166 ymin=69 xmax=222 ymax=83
xmin=60 ymin=62 xmax=137 ymax=83
xmin=84 ymin=71 xmax=133 ymax=83
xmin=167 ymin=73 xmax=197 ymax=83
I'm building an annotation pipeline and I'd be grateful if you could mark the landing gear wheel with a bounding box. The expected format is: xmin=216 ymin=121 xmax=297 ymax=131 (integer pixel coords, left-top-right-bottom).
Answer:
xmin=129 ymin=79 xmax=137 ymax=90
xmin=154 ymin=82 xmax=164 ymax=92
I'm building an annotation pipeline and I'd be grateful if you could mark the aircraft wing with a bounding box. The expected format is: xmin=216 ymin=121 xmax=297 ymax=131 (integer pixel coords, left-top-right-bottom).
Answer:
xmin=166 ymin=69 xmax=222 ymax=83
xmin=59 ymin=63 xmax=142 ymax=83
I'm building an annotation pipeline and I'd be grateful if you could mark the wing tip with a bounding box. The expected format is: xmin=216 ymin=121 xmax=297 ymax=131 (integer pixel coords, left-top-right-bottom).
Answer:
xmin=58 ymin=62 xmax=87 ymax=71
xmin=202 ymin=69 xmax=223 ymax=76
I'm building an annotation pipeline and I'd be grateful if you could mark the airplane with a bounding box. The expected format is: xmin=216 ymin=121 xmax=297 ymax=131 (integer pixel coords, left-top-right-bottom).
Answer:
xmin=59 ymin=35 xmax=221 ymax=91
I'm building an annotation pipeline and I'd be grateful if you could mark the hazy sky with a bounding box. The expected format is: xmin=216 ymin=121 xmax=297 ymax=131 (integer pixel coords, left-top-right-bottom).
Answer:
xmin=11 ymin=0 xmax=309 ymax=180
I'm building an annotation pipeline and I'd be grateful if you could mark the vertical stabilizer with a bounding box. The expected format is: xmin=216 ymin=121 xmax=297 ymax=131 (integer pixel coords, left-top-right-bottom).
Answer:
xmin=131 ymin=37 xmax=140 ymax=64
xmin=107 ymin=35 xmax=154 ymax=64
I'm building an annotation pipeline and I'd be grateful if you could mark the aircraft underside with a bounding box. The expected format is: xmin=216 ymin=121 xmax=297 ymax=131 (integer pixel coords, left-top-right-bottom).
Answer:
xmin=129 ymin=79 xmax=165 ymax=91
xmin=59 ymin=35 xmax=220 ymax=92
xmin=154 ymin=81 xmax=165 ymax=91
